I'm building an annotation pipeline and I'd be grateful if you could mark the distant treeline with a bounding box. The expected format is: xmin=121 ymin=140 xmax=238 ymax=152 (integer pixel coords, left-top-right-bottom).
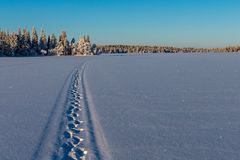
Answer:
xmin=1 ymin=28 xmax=240 ymax=57
xmin=97 ymin=45 xmax=240 ymax=54
xmin=0 ymin=28 xmax=97 ymax=57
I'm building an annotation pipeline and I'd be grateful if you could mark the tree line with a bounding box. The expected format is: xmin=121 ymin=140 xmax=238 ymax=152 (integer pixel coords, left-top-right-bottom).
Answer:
xmin=0 ymin=27 xmax=98 ymax=56
xmin=97 ymin=45 xmax=240 ymax=54
xmin=1 ymin=28 xmax=240 ymax=56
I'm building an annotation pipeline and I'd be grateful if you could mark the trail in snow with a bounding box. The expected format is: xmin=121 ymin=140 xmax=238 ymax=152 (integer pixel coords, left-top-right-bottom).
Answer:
xmin=81 ymin=64 xmax=111 ymax=160
xmin=31 ymin=68 xmax=75 ymax=160
xmin=53 ymin=62 xmax=108 ymax=160
xmin=53 ymin=66 xmax=87 ymax=160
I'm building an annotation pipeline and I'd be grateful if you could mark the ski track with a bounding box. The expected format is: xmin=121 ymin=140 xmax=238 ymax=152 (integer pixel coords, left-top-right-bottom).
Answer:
xmin=29 ymin=60 xmax=108 ymax=160
xmin=31 ymin=67 xmax=75 ymax=160
xmin=52 ymin=64 xmax=88 ymax=160
xmin=82 ymin=64 xmax=111 ymax=160
xmin=52 ymin=62 xmax=107 ymax=160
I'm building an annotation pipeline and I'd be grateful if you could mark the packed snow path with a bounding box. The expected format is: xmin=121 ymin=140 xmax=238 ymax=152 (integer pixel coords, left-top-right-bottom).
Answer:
xmin=53 ymin=67 xmax=87 ymax=160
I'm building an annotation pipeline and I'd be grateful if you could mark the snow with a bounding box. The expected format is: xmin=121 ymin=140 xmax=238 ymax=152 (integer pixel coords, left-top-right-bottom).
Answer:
xmin=85 ymin=54 xmax=240 ymax=160
xmin=1 ymin=54 xmax=240 ymax=160
xmin=0 ymin=57 xmax=90 ymax=159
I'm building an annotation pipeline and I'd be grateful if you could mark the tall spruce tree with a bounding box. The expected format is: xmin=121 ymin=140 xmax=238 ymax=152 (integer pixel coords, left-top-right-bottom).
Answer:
xmin=9 ymin=33 xmax=18 ymax=56
xmin=49 ymin=33 xmax=57 ymax=49
xmin=71 ymin=38 xmax=75 ymax=45
xmin=86 ymin=35 xmax=90 ymax=42
xmin=39 ymin=29 xmax=47 ymax=54
xmin=17 ymin=28 xmax=23 ymax=55
xmin=22 ymin=28 xmax=31 ymax=56
xmin=47 ymin=35 xmax=50 ymax=52
xmin=59 ymin=31 xmax=70 ymax=55
xmin=31 ymin=27 xmax=38 ymax=54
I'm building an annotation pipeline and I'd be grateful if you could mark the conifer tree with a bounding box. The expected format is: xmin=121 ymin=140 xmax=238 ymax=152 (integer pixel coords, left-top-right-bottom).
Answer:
xmin=71 ymin=38 xmax=75 ymax=45
xmin=59 ymin=31 xmax=70 ymax=55
xmin=61 ymin=31 xmax=67 ymax=48
xmin=31 ymin=27 xmax=38 ymax=53
xmin=9 ymin=33 xmax=18 ymax=56
xmin=86 ymin=35 xmax=90 ymax=42
xmin=22 ymin=28 xmax=31 ymax=55
xmin=39 ymin=29 xmax=47 ymax=54
xmin=17 ymin=28 xmax=23 ymax=55
xmin=50 ymin=33 xmax=57 ymax=49
xmin=70 ymin=38 xmax=76 ymax=55
xmin=47 ymin=35 xmax=50 ymax=50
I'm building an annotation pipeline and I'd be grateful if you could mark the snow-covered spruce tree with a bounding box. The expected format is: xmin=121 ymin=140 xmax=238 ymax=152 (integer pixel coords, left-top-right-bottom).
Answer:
xmin=54 ymin=31 xmax=70 ymax=56
xmin=47 ymin=35 xmax=50 ymax=55
xmin=70 ymin=38 xmax=76 ymax=55
xmin=0 ymin=31 xmax=20 ymax=56
xmin=0 ymin=28 xmax=99 ymax=56
xmin=16 ymin=28 xmax=24 ymax=56
xmin=39 ymin=29 xmax=47 ymax=55
xmin=61 ymin=31 xmax=71 ymax=55
xmin=75 ymin=35 xmax=94 ymax=55
xmin=71 ymin=38 xmax=75 ymax=44
xmin=91 ymin=43 xmax=99 ymax=55
xmin=8 ymin=33 xmax=18 ymax=56
xmin=0 ymin=31 xmax=7 ymax=56
xmin=0 ymin=32 xmax=3 ymax=56
xmin=22 ymin=28 xmax=31 ymax=56
xmin=1 ymin=31 xmax=10 ymax=56
xmin=48 ymin=33 xmax=57 ymax=55
xmin=50 ymin=33 xmax=57 ymax=48
xmin=31 ymin=27 xmax=39 ymax=55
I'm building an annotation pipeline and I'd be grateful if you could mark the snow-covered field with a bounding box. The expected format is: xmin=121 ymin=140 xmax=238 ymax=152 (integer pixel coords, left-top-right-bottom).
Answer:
xmin=1 ymin=54 xmax=240 ymax=160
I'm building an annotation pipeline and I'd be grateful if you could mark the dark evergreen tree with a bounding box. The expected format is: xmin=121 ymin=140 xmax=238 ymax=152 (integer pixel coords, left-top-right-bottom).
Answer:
xmin=31 ymin=27 xmax=38 ymax=54
xmin=50 ymin=33 xmax=57 ymax=49
xmin=39 ymin=29 xmax=47 ymax=54
xmin=86 ymin=35 xmax=90 ymax=42
xmin=22 ymin=28 xmax=31 ymax=56
xmin=16 ymin=27 xmax=23 ymax=55
xmin=71 ymin=38 xmax=75 ymax=45
xmin=47 ymin=35 xmax=50 ymax=51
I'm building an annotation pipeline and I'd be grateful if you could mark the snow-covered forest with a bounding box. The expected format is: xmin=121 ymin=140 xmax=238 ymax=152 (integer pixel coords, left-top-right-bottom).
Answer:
xmin=0 ymin=28 xmax=99 ymax=56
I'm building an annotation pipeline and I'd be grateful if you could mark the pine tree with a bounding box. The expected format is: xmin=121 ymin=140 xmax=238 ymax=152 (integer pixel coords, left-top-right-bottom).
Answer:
xmin=47 ymin=34 xmax=57 ymax=55
xmin=16 ymin=28 xmax=23 ymax=55
xmin=3 ymin=31 xmax=11 ymax=56
xmin=76 ymin=35 xmax=93 ymax=55
xmin=58 ymin=35 xmax=62 ymax=43
xmin=60 ymin=31 xmax=70 ymax=55
xmin=47 ymin=35 xmax=50 ymax=53
xmin=39 ymin=29 xmax=47 ymax=54
xmin=22 ymin=28 xmax=31 ymax=56
xmin=50 ymin=33 xmax=57 ymax=49
xmin=71 ymin=38 xmax=75 ymax=45
xmin=70 ymin=38 xmax=76 ymax=55
xmin=86 ymin=35 xmax=90 ymax=42
xmin=31 ymin=27 xmax=38 ymax=54
xmin=9 ymin=33 xmax=18 ymax=56
xmin=61 ymin=31 xmax=67 ymax=48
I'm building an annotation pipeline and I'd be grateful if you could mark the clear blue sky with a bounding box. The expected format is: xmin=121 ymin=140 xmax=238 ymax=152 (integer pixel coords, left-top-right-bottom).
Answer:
xmin=1 ymin=0 xmax=240 ymax=47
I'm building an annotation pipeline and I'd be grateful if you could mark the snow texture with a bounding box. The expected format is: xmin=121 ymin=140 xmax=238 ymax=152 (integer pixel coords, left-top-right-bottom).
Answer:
xmin=0 ymin=57 xmax=90 ymax=160
xmin=1 ymin=54 xmax=240 ymax=160
xmin=85 ymin=54 xmax=240 ymax=160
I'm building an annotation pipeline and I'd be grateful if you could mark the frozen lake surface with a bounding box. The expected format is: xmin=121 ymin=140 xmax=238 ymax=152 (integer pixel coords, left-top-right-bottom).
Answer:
xmin=85 ymin=54 xmax=240 ymax=160
xmin=0 ymin=54 xmax=240 ymax=159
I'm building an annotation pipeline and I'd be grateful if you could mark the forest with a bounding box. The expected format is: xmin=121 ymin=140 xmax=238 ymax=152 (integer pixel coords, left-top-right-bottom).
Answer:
xmin=97 ymin=45 xmax=240 ymax=54
xmin=0 ymin=28 xmax=98 ymax=56
xmin=1 ymin=28 xmax=240 ymax=57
